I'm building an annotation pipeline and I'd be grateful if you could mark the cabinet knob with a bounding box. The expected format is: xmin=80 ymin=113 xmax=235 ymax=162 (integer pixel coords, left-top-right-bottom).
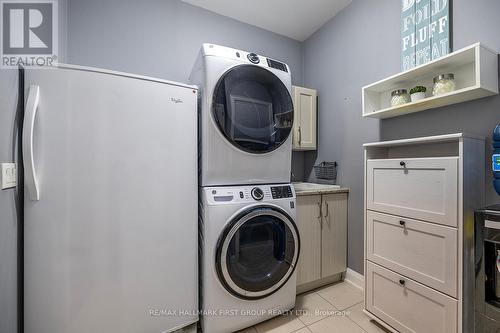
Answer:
xmin=399 ymin=220 xmax=406 ymax=226
xmin=399 ymin=279 xmax=406 ymax=286
xmin=400 ymin=161 xmax=406 ymax=167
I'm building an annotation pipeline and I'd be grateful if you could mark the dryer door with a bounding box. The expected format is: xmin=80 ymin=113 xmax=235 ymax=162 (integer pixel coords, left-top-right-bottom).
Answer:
xmin=216 ymin=206 xmax=300 ymax=299
xmin=212 ymin=65 xmax=293 ymax=154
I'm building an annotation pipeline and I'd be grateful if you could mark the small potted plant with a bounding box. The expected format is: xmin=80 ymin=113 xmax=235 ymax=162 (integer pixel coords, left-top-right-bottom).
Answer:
xmin=410 ymin=86 xmax=427 ymax=102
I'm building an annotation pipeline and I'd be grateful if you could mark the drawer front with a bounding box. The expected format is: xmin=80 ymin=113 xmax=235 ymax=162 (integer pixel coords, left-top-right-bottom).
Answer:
xmin=366 ymin=262 xmax=457 ymax=333
xmin=366 ymin=158 xmax=458 ymax=227
xmin=366 ymin=211 xmax=457 ymax=297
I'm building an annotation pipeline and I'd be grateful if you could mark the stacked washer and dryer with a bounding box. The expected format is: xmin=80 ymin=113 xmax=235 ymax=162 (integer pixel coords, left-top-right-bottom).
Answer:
xmin=190 ymin=44 xmax=301 ymax=333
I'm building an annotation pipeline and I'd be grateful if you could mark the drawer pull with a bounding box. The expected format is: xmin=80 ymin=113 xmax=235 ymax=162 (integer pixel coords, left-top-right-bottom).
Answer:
xmin=399 ymin=279 xmax=406 ymax=286
xmin=399 ymin=161 xmax=406 ymax=167
xmin=399 ymin=220 xmax=406 ymax=226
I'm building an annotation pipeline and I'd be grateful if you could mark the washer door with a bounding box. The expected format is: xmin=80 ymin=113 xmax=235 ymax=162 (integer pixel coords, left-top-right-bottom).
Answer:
xmin=212 ymin=65 xmax=293 ymax=154
xmin=216 ymin=206 xmax=300 ymax=299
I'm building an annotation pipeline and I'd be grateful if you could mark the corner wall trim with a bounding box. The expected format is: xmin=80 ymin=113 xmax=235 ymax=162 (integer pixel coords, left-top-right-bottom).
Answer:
xmin=344 ymin=268 xmax=364 ymax=291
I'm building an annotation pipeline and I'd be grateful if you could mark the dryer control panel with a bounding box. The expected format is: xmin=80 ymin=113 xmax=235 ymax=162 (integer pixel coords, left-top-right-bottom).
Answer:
xmin=201 ymin=43 xmax=290 ymax=73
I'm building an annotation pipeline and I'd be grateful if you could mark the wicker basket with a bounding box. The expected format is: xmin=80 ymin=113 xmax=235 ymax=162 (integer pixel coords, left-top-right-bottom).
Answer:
xmin=313 ymin=161 xmax=338 ymax=182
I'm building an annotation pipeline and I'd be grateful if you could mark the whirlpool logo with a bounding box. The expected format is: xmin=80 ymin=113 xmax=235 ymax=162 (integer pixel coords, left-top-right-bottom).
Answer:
xmin=171 ymin=98 xmax=184 ymax=104
xmin=1 ymin=0 xmax=58 ymax=68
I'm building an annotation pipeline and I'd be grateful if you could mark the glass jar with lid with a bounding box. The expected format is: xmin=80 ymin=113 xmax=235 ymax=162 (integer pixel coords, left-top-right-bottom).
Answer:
xmin=433 ymin=73 xmax=456 ymax=96
xmin=390 ymin=89 xmax=410 ymax=107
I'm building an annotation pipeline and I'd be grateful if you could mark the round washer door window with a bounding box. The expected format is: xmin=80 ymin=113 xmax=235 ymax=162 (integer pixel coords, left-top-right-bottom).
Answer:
xmin=212 ymin=65 xmax=294 ymax=154
xmin=216 ymin=207 xmax=300 ymax=299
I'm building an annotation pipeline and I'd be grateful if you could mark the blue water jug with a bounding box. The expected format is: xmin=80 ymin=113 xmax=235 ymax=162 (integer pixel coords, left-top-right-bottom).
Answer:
xmin=493 ymin=124 xmax=500 ymax=195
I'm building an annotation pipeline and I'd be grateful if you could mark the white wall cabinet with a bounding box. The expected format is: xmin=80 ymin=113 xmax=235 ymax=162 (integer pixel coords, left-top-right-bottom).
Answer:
xmin=364 ymin=133 xmax=485 ymax=333
xmin=296 ymin=192 xmax=347 ymax=293
xmin=292 ymin=86 xmax=317 ymax=151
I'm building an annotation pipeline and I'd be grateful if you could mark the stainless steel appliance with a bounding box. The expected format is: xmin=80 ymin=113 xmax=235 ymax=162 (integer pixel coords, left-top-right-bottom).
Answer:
xmin=475 ymin=205 xmax=500 ymax=333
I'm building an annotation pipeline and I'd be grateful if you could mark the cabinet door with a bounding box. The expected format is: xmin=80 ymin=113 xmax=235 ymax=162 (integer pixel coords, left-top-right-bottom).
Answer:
xmin=366 ymin=157 xmax=458 ymax=227
xmin=296 ymin=195 xmax=322 ymax=286
xmin=366 ymin=262 xmax=458 ymax=333
xmin=366 ymin=211 xmax=457 ymax=297
xmin=292 ymin=86 xmax=317 ymax=151
xmin=321 ymin=193 xmax=348 ymax=277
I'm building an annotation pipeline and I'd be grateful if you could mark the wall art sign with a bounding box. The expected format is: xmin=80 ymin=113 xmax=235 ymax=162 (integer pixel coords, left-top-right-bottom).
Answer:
xmin=401 ymin=0 xmax=452 ymax=71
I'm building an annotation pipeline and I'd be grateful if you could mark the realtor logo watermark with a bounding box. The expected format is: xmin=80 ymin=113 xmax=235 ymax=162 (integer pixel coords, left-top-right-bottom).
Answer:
xmin=1 ymin=0 xmax=58 ymax=68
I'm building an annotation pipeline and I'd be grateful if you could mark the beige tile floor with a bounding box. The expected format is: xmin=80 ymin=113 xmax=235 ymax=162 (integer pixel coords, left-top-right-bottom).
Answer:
xmin=237 ymin=281 xmax=389 ymax=333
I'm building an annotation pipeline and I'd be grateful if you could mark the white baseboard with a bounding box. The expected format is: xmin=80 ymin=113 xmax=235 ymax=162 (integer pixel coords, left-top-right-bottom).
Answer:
xmin=344 ymin=268 xmax=364 ymax=291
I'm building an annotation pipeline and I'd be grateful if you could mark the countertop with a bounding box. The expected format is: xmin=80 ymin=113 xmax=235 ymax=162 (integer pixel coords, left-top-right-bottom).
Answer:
xmin=292 ymin=182 xmax=350 ymax=196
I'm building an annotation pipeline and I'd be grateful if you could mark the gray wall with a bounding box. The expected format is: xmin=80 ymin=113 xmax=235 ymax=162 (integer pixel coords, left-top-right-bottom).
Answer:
xmin=302 ymin=0 xmax=500 ymax=274
xmin=302 ymin=0 xmax=397 ymax=274
xmin=66 ymin=0 xmax=303 ymax=86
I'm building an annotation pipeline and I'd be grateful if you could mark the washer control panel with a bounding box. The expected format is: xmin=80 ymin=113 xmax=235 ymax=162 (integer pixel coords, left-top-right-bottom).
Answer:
xmin=270 ymin=185 xmax=293 ymax=199
xmin=205 ymin=184 xmax=295 ymax=205
xmin=251 ymin=187 xmax=264 ymax=200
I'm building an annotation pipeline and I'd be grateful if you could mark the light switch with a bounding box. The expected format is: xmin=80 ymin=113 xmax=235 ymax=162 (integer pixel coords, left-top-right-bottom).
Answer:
xmin=1 ymin=163 xmax=16 ymax=190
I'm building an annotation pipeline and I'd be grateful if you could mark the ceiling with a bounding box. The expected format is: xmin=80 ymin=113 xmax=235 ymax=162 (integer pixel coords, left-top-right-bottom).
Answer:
xmin=180 ymin=0 xmax=352 ymax=41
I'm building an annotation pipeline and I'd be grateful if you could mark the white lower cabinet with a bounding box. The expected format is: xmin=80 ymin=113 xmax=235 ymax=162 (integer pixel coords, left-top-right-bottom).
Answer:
xmin=296 ymin=194 xmax=322 ymax=286
xmin=296 ymin=192 xmax=348 ymax=293
xmin=366 ymin=262 xmax=458 ymax=333
xmin=321 ymin=193 xmax=348 ymax=277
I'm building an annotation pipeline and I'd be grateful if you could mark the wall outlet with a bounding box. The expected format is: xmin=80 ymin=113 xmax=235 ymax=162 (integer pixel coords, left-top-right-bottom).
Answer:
xmin=1 ymin=163 xmax=16 ymax=190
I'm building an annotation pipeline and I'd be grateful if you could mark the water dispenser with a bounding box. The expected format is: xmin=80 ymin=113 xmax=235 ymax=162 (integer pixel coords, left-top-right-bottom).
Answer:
xmin=492 ymin=124 xmax=500 ymax=195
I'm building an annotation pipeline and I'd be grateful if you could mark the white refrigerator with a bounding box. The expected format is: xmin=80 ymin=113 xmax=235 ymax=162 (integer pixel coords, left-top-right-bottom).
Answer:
xmin=22 ymin=65 xmax=198 ymax=333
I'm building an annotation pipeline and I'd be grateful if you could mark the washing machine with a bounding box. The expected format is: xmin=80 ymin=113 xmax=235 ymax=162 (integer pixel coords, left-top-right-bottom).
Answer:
xmin=189 ymin=44 xmax=294 ymax=187
xmin=199 ymin=184 xmax=300 ymax=333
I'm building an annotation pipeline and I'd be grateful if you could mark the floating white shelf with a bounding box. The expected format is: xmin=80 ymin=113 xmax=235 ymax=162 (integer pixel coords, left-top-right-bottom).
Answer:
xmin=362 ymin=43 xmax=499 ymax=119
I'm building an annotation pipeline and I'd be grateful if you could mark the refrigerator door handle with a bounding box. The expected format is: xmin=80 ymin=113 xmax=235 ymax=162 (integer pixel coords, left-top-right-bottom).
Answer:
xmin=23 ymin=85 xmax=40 ymax=201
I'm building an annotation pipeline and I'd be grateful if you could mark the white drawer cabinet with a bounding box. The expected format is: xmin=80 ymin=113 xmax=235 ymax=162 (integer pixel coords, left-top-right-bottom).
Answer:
xmin=366 ymin=157 xmax=458 ymax=227
xmin=366 ymin=211 xmax=457 ymax=297
xmin=366 ymin=262 xmax=458 ymax=333
xmin=364 ymin=134 xmax=485 ymax=333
